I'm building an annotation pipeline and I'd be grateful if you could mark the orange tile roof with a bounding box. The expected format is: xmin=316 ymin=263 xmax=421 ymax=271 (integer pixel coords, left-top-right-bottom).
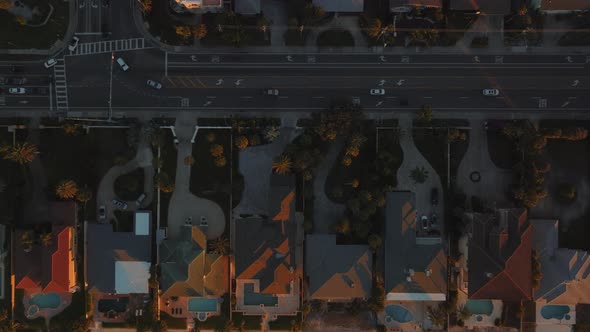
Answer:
xmin=272 ymin=191 xmax=294 ymax=223
xmin=237 ymin=248 xmax=273 ymax=280
xmin=16 ymin=276 xmax=40 ymax=289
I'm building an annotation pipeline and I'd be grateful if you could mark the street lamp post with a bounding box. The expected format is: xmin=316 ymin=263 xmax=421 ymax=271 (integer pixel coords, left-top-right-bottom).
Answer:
xmin=108 ymin=52 xmax=114 ymax=121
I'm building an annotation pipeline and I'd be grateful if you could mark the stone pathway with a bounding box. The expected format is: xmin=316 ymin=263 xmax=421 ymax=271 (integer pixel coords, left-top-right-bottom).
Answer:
xmin=167 ymin=115 xmax=225 ymax=240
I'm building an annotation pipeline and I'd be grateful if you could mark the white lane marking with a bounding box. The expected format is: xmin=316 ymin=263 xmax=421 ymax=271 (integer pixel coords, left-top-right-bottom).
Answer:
xmin=240 ymin=96 xmax=253 ymax=99
xmin=424 ymin=96 xmax=432 ymax=99
xmin=312 ymin=96 xmax=325 ymax=99
xmin=207 ymin=96 xmax=216 ymax=99
xmin=165 ymin=52 xmax=168 ymax=77
xmin=279 ymin=96 xmax=288 ymax=99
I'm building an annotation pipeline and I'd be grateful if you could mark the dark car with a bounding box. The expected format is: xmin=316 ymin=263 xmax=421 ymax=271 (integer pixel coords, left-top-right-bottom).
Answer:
xmin=10 ymin=66 xmax=24 ymax=73
xmin=431 ymin=188 xmax=439 ymax=206
xmin=7 ymin=77 xmax=27 ymax=85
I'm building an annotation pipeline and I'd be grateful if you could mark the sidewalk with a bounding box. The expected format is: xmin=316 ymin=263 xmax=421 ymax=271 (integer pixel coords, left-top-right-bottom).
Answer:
xmin=132 ymin=6 xmax=590 ymax=56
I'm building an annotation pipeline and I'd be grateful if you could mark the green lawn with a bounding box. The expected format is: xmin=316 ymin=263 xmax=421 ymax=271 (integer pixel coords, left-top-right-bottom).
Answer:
xmin=160 ymin=311 xmax=187 ymax=329
xmin=145 ymin=0 xmax=190 ymax=46
xmin=200 ymin=13 xmax=270 ymax=47
xmin=114 ymin=168 xmax=145 ymax=201
xmin=317 ymin=29 xmax=355 ymax=47
xmin=268 ymin=314 xmax=301 ymax=330
xmin=190 ymin=129 xmax=231 ymax=237
xmin=0 ymin=0 xmax=69 ymax=49
xmin=232 ymin=312 xmax=262 ymax=330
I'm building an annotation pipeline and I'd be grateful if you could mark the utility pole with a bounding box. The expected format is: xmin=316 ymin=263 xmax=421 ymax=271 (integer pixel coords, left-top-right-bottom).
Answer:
xmin=108 ymin=52 xmax=114 ymax=121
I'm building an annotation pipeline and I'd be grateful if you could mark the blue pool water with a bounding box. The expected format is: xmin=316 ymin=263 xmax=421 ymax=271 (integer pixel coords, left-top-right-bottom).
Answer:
xmin=243 ymin=283 xmax=278 ymax=306
xmin=465 ymin=300 xmax=494 ymax=316
xmin=541 ymin=305 xmax=570 ymax=320
xmin=385 ymin=305 xmax=413 ymax=323
xmin=197 ymin=312 xmax=208 ymax=321
xmin=188 ymin=298 xmax=218 ymax=312
xmin=30 ymin=293 xmax=60 ymax=309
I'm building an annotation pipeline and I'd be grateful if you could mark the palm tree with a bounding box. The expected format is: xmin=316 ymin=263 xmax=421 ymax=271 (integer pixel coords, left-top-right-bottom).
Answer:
xmin=21 ymin=231 xmax=33 ymax=253
xmin=214 ymin=156 xmax=227 ymax=167
xmin=62 ymin=122 xmax=80 ymax=136
xmin=55 ymin=180 xmax=78 ymax=199
xmin=210 ymin=144 xmax=224 ymax=158
xmin=264 ymin=126 xmax=280 ymax=142
xmin=350 ymin=133 xmax=367 ymax=148
xmin=457 ymin=305 xmax=471 ymax=321
xmin=75 ymin=186 xmax=93 ymax=207
xmin=272 ymin=155 xmax=292 ymax=174
xmin=417 ymin=104 xmax=433 ymax=122
xmin=193 ymin=24 xmax=207 ymax=40
xmin=257 ymin=16 xmax=269 ymax=33
xmin=345 ymin=146 xmax=360 ymax=158
xmin=0 ymin=0 xmax=14 ymax=10
xmin=368 ymin=18 xmax=394 ymax=43
xmin=427 ymin=305 xmax=446 ymax=328
xmin=40 ymin=232 xmax=52 ymax=247
xmin=235 ymin=136 xmax=249 ymax=150
xmin=410 ymin=166 xmax=429 ymax=184
xmin=175 ymin=26 xmax=192 ymax=40
xmin=341 ymin=155 xmax=352 ymax=167
xmin=184 ymin=155 xmax=195 ymax=166
xmin=2 ymin=142 xmax=38 ymax=164
xmin=208 ymin=236 xmax=230 ymax=255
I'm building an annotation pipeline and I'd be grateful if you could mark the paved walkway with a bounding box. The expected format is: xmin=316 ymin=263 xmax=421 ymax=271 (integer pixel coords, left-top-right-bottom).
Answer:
xmin=395 ymin=116 xmax=444 ymax=226
xmin=312 ymin=138 xmax=346 ymax=234
xmin=307 ymin=15 xmax=368 ymax=48
xmin=96 ymin=122 xmax=155 ymax=221
xmin=456 ymin=15 xmax=504 ymax=49
xmin=261 ymin=0 xmax=287 ymax=47
xmin=455 ymin=119 xmax=512 ymax=207
xmin=542 ymin=14 xmax=571 ymax=47
xmin=167 ymin=114 xmax=225 ymax=240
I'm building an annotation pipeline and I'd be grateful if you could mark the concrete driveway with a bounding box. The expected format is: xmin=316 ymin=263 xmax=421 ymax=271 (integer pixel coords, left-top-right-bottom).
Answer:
xmin=395 ymin=116 xmax=444 ymax=231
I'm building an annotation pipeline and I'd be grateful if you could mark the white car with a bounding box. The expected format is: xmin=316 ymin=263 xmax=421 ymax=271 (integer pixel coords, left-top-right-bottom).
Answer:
xmin=370 ymin=88 xmax=385 ymax=96
xmin=44 ymin=58 xmax=57 ymax=68
xmin=98 ymin=205 xmax=106 ymax=220
xmin=116 ymin=57 xmax=129 ymax=71
xmin=68 ymin=36 xmax=80 ymax=51
xmin=111 ymin=199 xmax=128 ymax=210
xmin=147 ymin=80 xmax=162 ymax=89
xmin=9 ymin=87 xmax=25 ymax=94
xmin=264 ymin=88 xmax=279 ymax=96
xmin=483 ymin=89 xmax=499 ymax=96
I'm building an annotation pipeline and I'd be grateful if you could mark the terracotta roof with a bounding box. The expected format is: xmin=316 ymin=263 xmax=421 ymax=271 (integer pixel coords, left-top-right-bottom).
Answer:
xmin=467 ymin=209 xmax=532 ymax=301
xmin=540 ymin=0 xmax=590 ymax=11
xmin=15 ymin=226 xmax=75 ymax=292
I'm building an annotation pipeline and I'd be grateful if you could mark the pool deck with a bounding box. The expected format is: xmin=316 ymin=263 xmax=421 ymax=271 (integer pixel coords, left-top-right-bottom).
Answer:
xmin=160 ymin=295 xmax=222 ymax=322
xmin=234 ymin=279 xmax=300 ymax=316
xmin=22 ymin=289 xmax=72 ymax=321
xmin=535 ymin=304 xmax=576 ymax=328
xmin=378 ymin=301 xmax=444 ymax=331
xmin=464 ymin=300 xmax=503 ymax=328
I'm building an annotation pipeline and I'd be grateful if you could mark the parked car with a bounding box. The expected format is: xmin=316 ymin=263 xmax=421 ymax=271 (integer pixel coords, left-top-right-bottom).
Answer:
xmin=483 ymin=89 xmax=499 ymax=96
xmin=111 ymin=199 xmax=128 ymax=210
xmin=8 ymin=87 xmax=25 ymax=94
xmin=98 ymin=205 xmax=106 ymax=220
xmin=7 ymin=77 xmax=27 ymax=85
xmin=146 ymin=80 xmax=162 ymax=89
xmin=421 ymin=215 xmax=429 ymax=230
xmin=431 ymin=188 xmax=439 ymax=206
xmin=263 ymin=88 xmax=279 ymax=96
xmin=44 ymin=58 xmax=57 ymax=68
xmin=68 ymin=36 xmax=80 ymax=51
xmin=370 ymin=88 xmax=385 ymax=96
xmin=136 ymin=193 xmax=147 ymax=206
xmin=116 ymin=57 xmax=129 ymax=71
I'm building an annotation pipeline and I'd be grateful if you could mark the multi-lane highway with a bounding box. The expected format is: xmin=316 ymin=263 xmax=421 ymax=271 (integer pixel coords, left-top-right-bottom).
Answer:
xmin=1 ymin=49 xmax=589 ymax=115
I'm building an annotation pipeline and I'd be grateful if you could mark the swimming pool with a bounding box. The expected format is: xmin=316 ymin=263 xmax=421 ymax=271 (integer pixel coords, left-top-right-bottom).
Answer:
xmin=541 ymin=305 xmax=570 ymax=320
xmin=385 ymin=305 xmax=413 ymax=323
xmin=30 ymin=293 xmax=60 ymax=309
xmin=465 ymin=300 xmax=494 ymax=316
xmin=188 ymin=298 xmax=218 ymax=312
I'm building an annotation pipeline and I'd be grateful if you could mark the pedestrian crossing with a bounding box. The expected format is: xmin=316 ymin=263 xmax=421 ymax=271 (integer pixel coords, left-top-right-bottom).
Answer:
xmin=69 ymin=38 xmax=152 ymax=56
xmin=53 ymin=59 xmax=69 ymax=112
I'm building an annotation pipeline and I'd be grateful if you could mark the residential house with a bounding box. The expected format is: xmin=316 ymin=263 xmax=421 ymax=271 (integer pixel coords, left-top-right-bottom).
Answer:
xmin=234 ymin=174 xmax=302 ymax=316
xmin=86 ymin=211 xmax=151 ymax=295
xmin=159 ymin=224 xmax=228 ymax=319
xmin=464 ymin=208 xmax=532 ymax=301
xmin=531 ymin=219 xmax=590 ymax=304
xmin=14 ymin=201 xmax=78 ymax=294
xmin=171 ymin=0 xmax=224 ymax=13
xmin=390 ymin=0 xmax=442 ymax=13
xmin=305 ymin=234 xmax=372 ymax=301
xmin=384 ymin=191 xmax=447 ymax=302
xmin=313 ymin=0 xmax=364 ymax=13
xmin=536 ymin=0 xmax=590 ymax=13
xmin=235 ymin=0 xmax=260 ymax=15
xmin=14 ymin=226 xmax=77 ymax=293
xmin=450 ymin=0 xmax=512 ymax=15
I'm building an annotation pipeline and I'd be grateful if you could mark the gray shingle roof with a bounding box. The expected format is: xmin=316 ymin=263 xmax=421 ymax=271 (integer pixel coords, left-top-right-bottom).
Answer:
xmin=313 ymin=0 xmax=364 ymax=12
xmin=86 ymin=223 xmax=151 ymax=294
xmin=305 ymin=234 xmax=372 ymax=300
xmin=235 ymin=0 xmax=260 ymax=14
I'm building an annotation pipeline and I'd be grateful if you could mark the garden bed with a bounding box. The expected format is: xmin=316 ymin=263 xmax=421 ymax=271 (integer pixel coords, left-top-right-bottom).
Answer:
xmin=200 ymin=12 xmax=270 ymax=47
xmin=317 ymin=29 xmax=354 ymax=47
xmin=486 ymin=127 xmax=519 ymax=170
xmin=114 ymin=168 xmax=145 ymax=201
xmin=157 ymin=128 xmax=177 ymax=228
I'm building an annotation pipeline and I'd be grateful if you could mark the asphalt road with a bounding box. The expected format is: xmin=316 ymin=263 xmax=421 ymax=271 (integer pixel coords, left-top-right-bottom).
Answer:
xmin=1 ymin=50 xmax=589 ymax=113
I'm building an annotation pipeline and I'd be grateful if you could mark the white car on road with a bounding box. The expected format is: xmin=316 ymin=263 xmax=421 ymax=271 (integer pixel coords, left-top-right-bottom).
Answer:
xmin=370 ymin=88 xmax=385 ymax=96
xmin=483 ymin=89 xmax=500 ymax=96
xmin=147 ymin=80 xmax=162 ymax=89
xmin=44 ymin=58 xmax=57 ymax=68
xmin=9 ymin=87 xmax=25 ymax=94
xmin=68 ymin=36 xmax=80 ymax=51
xmin=116 ymin=57 xmax=129 ymax=71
